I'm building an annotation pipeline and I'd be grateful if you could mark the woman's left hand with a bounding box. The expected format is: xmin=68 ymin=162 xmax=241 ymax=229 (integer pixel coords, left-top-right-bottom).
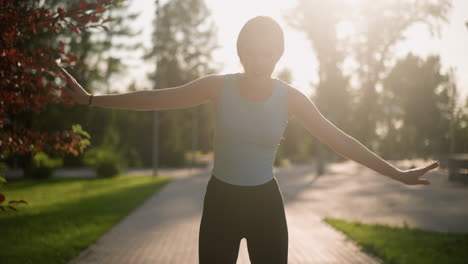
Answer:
xmin=395 ymin=161 xmax=439 ymax=186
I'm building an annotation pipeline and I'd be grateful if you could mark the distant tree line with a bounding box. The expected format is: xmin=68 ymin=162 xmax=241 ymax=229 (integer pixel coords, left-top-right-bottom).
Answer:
xmin=278 ymin=0 xmax=467 ymax=166
xmin=2 ymin=0 xmax=467 ymax=179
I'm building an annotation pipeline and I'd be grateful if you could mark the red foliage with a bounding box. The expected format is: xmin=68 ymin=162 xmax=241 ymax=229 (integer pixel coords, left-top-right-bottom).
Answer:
xmin=1 ymin=0 xmax=117 ymax=211
xmin=0 ymin=193 xmax=29 ymax=212
xmin=0 ymin=0 xmax=116 ymax=159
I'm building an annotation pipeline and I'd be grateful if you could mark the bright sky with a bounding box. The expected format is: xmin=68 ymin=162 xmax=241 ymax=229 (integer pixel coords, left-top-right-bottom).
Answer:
xmin=109 ymin=0 xmax=468 ymax=109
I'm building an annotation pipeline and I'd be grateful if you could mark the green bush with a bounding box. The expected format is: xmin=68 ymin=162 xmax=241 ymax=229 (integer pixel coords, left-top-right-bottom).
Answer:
xmin=84 ymin=146 xmax=124 ymax=178
xmin=184 ymin=150 xmax=209 ymax=168
xmin=30 ymin=152 xmax=64 ymax=179
xmin=0 ymin=162 xmax=8 ymax=187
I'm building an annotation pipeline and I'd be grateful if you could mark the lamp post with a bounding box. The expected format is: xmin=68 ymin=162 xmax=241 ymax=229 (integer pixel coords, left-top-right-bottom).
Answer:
xmin=191 ymin=107 xmax=199 ymax=170
xmin=152 ymin=0 xmax=161 ymax=177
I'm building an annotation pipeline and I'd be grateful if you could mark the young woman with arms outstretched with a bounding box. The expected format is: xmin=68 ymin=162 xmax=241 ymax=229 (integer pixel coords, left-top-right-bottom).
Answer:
xmin=60 ymin=16 xmax=439 ymax=264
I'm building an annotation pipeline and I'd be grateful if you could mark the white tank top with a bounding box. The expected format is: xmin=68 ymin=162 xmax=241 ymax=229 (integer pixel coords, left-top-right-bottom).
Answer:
xmin=211 ymin=73 xmax=289 ymax=186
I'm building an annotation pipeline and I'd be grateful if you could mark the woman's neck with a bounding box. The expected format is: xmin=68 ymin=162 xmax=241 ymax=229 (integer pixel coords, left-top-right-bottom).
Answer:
xmin=239 ymin=72 xmax=271 ymax=87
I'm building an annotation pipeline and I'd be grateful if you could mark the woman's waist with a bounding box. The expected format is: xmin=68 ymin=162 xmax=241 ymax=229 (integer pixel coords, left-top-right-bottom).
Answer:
xmin=208 ymin=172 xmax=277 ymax=191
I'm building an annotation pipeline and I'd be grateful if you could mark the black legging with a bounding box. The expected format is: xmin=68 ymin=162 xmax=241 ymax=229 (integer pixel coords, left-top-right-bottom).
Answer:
xmin=199 ymin=174 xmax=288 ymax=263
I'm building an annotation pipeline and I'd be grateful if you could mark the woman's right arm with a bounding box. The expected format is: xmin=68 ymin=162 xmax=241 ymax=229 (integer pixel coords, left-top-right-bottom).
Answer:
xmin=60 ymin=67 xmax=222 ymax=111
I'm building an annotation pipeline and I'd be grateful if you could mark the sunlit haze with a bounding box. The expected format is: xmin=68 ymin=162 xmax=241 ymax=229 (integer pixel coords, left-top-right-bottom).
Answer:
xmin=109 ymin=0 xmax=468 ymax=108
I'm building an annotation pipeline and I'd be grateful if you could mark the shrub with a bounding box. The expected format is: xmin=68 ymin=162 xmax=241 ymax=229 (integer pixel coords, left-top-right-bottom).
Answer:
xmin=84 ymin=146 xmax=124 ymax=178
xmin=30 ymin=152 xmax=64 ymax=179
xmin=0 ymin=162 xmax=8 ymax=185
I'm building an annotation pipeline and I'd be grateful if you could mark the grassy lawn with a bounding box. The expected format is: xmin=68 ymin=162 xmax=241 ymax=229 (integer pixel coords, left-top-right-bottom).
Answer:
xmin=0 ymin=175 xmax=172 ymax=264
xmin=324 ymin=218 xmax=468 ymax=264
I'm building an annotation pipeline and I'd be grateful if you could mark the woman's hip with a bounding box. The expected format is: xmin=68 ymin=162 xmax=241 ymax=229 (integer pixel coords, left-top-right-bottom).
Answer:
xmin=203 ymin=174 xmax=285 ymax=214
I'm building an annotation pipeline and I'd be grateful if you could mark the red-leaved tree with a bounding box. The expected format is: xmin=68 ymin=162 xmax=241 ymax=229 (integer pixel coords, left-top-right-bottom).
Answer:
xmin=0 ymin=0 xmax=116 ymax=211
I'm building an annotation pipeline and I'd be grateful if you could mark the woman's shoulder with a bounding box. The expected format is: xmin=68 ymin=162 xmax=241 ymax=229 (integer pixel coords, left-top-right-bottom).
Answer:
xmin=274 ymin=78 xmax=295 ymax=97
xmin=274 ymin=78 xmax=305 ymax=95
xmin=200 ymin=73 xmax=229 ymax=104
xmin=273 ymin=78 xmax=305 ymax=118
xmin=202 ymin=73 xmax=237 ymax=86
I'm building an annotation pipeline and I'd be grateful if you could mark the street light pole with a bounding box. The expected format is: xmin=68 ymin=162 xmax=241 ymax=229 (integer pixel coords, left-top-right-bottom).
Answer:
xmin=191 ymin=107 xmax=199 ymax=170
xmin=152 ymin=0 xmax=161 ymax=177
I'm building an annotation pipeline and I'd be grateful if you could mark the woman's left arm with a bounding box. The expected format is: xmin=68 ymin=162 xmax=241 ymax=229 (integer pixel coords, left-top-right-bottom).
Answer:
xmin=287 ymin=84 xmax=439 ymax=185
xmin=328 ymin=132 xmax=438 ymax=185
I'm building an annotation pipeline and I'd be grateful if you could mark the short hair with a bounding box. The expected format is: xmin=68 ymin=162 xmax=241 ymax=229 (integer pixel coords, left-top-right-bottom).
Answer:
xmin=236 ymin=16 xmax=285 ymax=64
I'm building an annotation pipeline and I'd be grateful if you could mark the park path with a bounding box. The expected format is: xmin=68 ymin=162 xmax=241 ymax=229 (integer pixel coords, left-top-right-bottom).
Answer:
xmin=279 ymin=159 xmax=468 ymax=234
xmin=68 ymin=159 xmax=468 ymax=263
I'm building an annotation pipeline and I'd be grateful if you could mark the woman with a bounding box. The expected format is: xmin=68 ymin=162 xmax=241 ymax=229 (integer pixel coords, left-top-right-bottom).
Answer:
xmin=60 ymin=16 xmax=439 ymax=264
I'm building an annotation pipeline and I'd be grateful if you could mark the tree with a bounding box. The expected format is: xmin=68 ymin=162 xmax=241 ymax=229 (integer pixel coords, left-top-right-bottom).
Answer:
xmin=4 ymin=0 xmax=145 ymax=171
xmin=286 ymin=0 xmax=452 ymax=157
xmin=0 ymin=0 xmax=117 ymax=167
xmin=454 ymin=98 xmax=468 ymax=153
xmin=0 ymin=0 xmax=116 ymax=208
xmin=145 ymin=0 xmax=218 ymax=167
xmin=345 ymin=0 xmax=451 ymax=148
xmin=43 ymin=0 xmax=143 ymax=169
xmin=286 ymin=0 xmax=352 ymax=130
xmin=275 ymin=68 xmax=314 ymax=165
xmin=286 ymin=0 xmax=353 ymax=172
xmin=381 ymin=54 xmax=456 ymax=159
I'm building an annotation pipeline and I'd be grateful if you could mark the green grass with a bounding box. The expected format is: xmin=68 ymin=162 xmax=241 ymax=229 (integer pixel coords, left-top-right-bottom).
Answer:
xmin=324 ymin=218 xmax=468 ymax=264
xmin=0 ymin=175 xmax=172 ymax=264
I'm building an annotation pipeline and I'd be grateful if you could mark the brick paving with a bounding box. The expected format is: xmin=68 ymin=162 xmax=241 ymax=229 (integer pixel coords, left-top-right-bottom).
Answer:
xmin=276 ymin=160 xmax=468 ymax=233
xmin=68 ymin=158 xmax=468 ymax=263
xmin=68 ymin=164 xmax=382 ymax=264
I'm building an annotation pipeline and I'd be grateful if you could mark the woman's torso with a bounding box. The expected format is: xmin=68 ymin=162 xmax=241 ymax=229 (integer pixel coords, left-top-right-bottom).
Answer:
xmin=210 ymin=73 xmax=290 ymax=186
xmin=211 ymin=74 xmax=293 ymax=118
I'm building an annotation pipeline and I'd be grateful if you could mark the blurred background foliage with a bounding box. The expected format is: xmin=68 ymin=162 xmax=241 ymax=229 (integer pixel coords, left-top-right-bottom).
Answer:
xmin=3 ymin=0 xmax=468 ymax=177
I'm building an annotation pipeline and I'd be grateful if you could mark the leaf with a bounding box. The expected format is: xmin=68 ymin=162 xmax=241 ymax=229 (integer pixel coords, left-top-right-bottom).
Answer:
xmin=75 ymin=15 xmax=91 ymax=24
xmin=7 ymin=206 xmax=17 ymax=211
xmin=0 ymin=193 xmax=4 ymax=204
xmin=67 ymin=53 xmax=78 ymax=62
xmin=7 ymin=49 xmax=17 ymax=58
xmin=9 ymin=200 xmax=28 ymax=205
xmin=72 ymin=124 xmax=91 ymax=139
xmin=91 ymin=14 xmax=99 ymax=23
xmin=36 ymin=76 xmax=43 ymax=87
xmin=68 ymin=25 xmax=80 ymax=34
xmin=57 ymin=7 xmax=65 ymax=16
xmin=59 ymin=40 xmax=65 ymax=53
xmin=102 ymin=18 xmax=114 ymax=24
xmin=95 ymin=7 xmax=106 ymax=13
xmin=79 ymin=1 xmax=88 ymax=9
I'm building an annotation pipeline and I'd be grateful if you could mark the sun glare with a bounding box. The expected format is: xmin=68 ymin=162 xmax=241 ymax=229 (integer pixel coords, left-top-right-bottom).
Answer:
xmin=336 ymin=20 xmax=355 ymax=39
xmin=204 ymin=0 xmax=317 ymax=93
xmin=126 ymin=0 xmax=467 ymax=106
xmin=342 ymin=0 xmax=364 ymax=6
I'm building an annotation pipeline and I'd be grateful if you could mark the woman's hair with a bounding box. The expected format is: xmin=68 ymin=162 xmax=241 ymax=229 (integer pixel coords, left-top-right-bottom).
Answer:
xmin=236 ymin=16 xmax=285 ymax=65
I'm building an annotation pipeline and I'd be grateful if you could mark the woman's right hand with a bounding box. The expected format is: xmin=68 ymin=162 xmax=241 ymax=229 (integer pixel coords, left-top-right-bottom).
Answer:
xmin=60 ymin=67 xmax=91 ymax=105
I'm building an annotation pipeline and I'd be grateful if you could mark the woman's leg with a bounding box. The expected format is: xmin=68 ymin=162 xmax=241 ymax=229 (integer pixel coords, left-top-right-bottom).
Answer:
xmin=198 ymin=177 xmax=243 ymax=263
xmin=245 ymin=181 xmax=289 ymax=264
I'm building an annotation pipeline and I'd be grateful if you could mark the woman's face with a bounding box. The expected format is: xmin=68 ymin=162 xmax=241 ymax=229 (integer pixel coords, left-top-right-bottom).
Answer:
xmin=239 ymin=36 xmax=281 ymax=79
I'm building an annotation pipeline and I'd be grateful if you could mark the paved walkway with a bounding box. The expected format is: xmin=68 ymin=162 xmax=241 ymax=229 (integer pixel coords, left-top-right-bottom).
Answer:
xmin=278 ymin=159 xmax=468 ymax=233
xmin=68 ymin=159 xmax=468 ymax=263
